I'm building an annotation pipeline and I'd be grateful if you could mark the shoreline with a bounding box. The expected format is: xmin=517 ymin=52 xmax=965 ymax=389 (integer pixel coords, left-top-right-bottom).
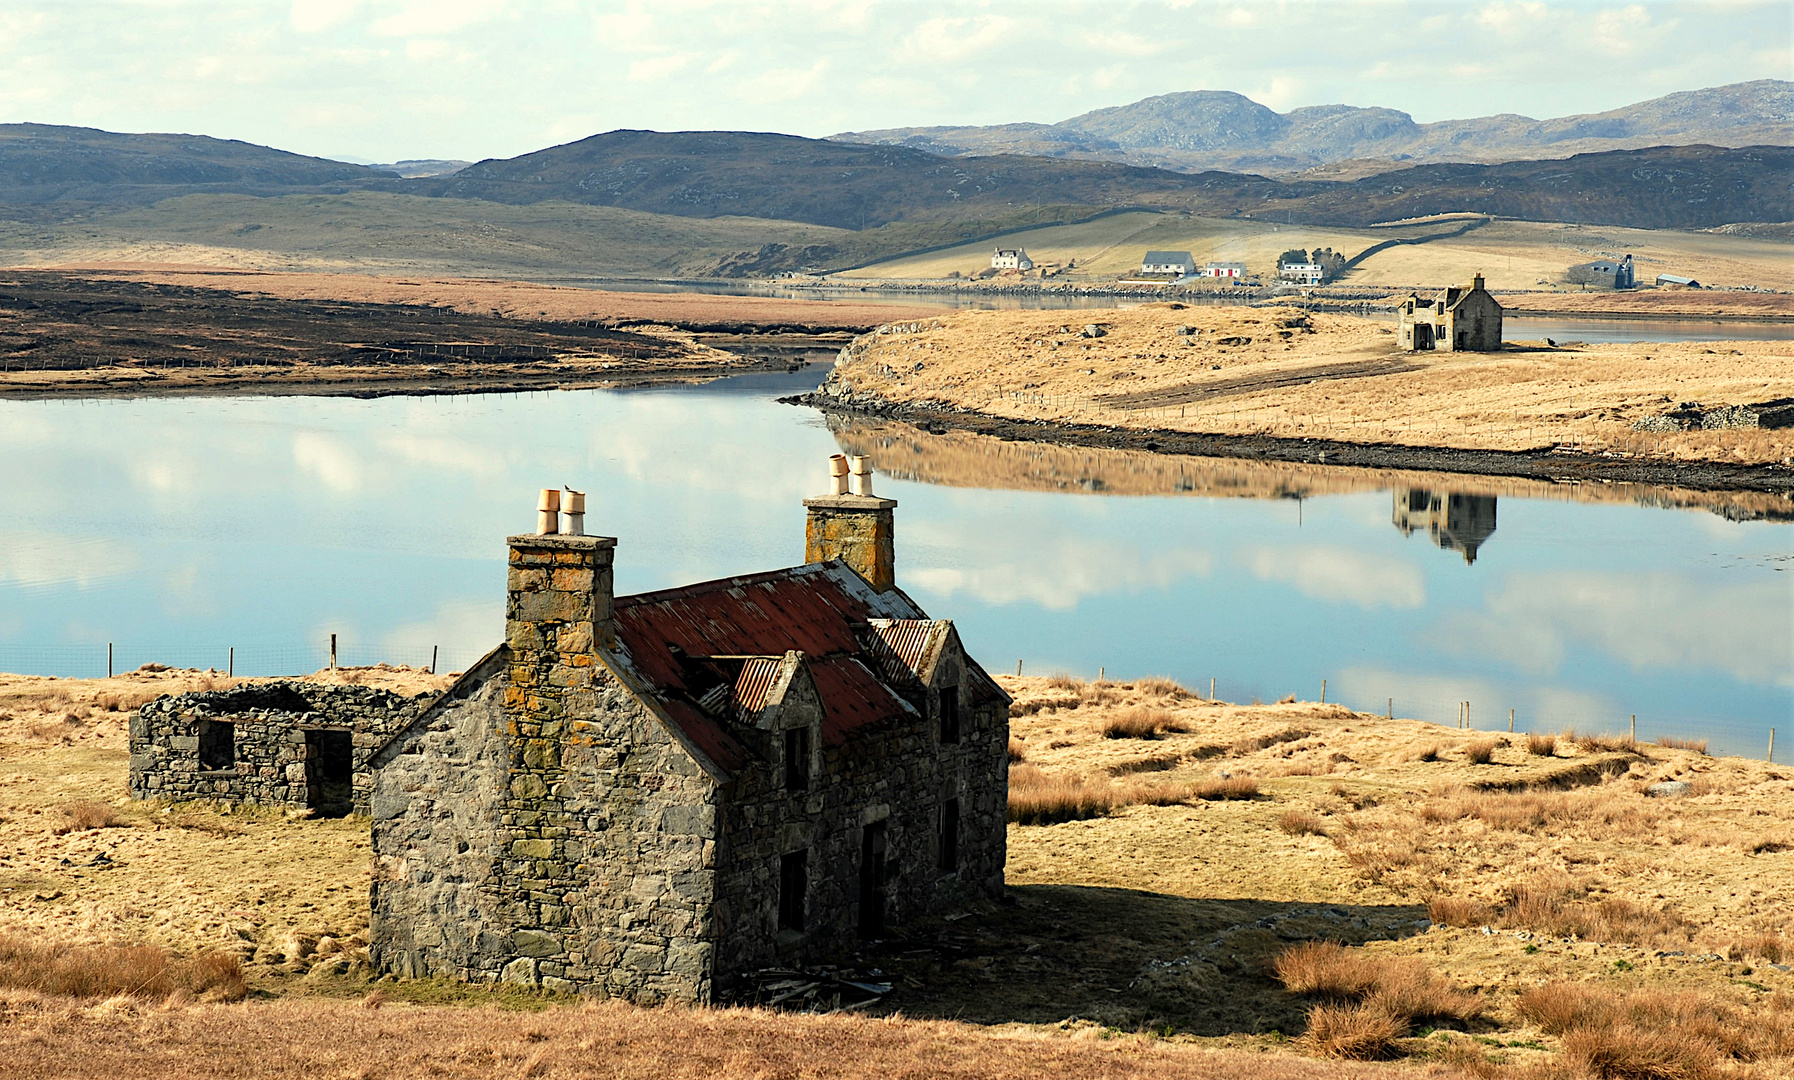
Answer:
xmin=790 ymin=394 xmax=1794 ymax=496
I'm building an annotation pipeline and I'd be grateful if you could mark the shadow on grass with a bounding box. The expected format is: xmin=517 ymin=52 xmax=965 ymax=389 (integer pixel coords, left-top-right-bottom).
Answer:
xmin=858 ymin=884 xmax=1429 ymax=1037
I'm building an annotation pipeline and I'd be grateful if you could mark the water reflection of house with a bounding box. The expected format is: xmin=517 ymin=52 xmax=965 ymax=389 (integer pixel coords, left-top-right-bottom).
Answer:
xmin=1392 ymin=489 xmax=1497 ymax=564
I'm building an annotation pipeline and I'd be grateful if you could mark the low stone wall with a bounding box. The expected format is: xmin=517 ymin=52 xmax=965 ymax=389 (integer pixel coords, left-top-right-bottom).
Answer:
xmin=128 ymin=682 xmax=430 ymax=815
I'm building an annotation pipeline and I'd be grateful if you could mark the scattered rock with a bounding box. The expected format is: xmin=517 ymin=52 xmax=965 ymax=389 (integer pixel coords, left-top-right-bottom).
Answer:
xmin=1080 ymin=324 xmax=1106 ymax=339
xmin=1646 ymin=781 xmax=1692 ymax=798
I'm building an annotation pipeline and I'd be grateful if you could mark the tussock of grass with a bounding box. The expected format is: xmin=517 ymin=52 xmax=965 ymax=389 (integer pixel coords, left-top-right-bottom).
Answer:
xmin=1425 ymin=876 xmax=1686 ymax=946
xmin=1463 ymin=738 xmax=1500 ymax=765
xmin=1279 ymin=810 xmax=1328 ymax=837
xmin=1574 ymin=731 xmax=1640 ymax=754
xmin=1101 ymin=706 xmax=1185 ymax=740
xmin=1412 ymin=743 xmax=1441 ymax=762
xmin=1007 ymin=765 xmax=1202 ymax=825
xmin=1527 ymin=733 xmax=1558 ymax=756
xmin=1302 ymin=1001 xmax=1406 ymax=1060
xmin=53 ymin=800 xmax=127 ymax=835
xmin=1657 ymin=735 xmax=1709 ymax=754
xmin=1007 ymin=738 xmax=1027 ymax=763
xmin=0 ymin=935 xmax=245 ymax=1001
xmin=1133 ymin=676 xmax=1188 ymax=698
xmin=1043 ymin=673 xmax=1080 ymax=691
xmin=1275 ymin=943 xmax=1482 ymax=1060
xmin=1191 ymin=776 xmax=1259 ymax=801
xmin=1232 ymin=727 xmax=1310 ymax=756
xmin=1518 ymin=981 xmax=1794 ymax=1078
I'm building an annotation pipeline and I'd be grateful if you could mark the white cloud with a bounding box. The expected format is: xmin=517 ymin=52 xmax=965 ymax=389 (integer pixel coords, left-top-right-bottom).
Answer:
xmin=0 ymin=532 xmax=142 ymax=590
xmin=900 ymin=15 xmax=1015 ymax=65
xmin=368 ymin=0 xmax=508 ymax=38
xmin=907 ymin=531 xmax=1212 ymax=610
xmin=290 ymin=0 xmax=364 ymax=34
xmin=293 ymin=432 xmax=364 ymax=493
xmin=1436 ymin=571 xmax=1793 ymax=687
xmin=1240 ymin=544 xmax=1426 ymax=610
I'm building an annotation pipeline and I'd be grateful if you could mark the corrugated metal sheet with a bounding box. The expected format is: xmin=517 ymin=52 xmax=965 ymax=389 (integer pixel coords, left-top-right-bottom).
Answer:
xmin=610 ymin=562 xmax=935 ymax=774
xmin=871 ymin=620 xmax=938 ymax=677
xmin=732 ymin=657 xmax=784 ymax=719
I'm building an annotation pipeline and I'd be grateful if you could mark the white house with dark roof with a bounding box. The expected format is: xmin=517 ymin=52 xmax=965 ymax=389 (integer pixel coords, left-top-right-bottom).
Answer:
xmin=1139 ymin=250 xmax=1195 ymax=277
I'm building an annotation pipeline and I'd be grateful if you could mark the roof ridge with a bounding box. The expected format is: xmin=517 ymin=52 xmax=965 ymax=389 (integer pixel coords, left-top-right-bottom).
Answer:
xmin=616 ymin=561 xmax=835 ymax=608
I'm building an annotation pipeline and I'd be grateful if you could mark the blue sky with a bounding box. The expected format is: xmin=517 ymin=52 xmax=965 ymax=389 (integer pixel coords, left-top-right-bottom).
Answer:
xmin=0 ymin=1 xmax=1785 ymax=163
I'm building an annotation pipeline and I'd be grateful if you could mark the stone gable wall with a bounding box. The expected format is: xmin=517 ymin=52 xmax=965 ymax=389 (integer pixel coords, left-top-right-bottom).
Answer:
xmin=371 ymin=665 xmax=720 ymax=1002
xmin=128 ymin=682 xmax=428 ymax=814
xmin=712 ymin=639 xmax=1007 ymax=990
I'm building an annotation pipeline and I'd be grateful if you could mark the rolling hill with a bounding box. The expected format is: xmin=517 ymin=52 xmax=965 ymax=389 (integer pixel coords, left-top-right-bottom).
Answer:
xmin=0 ymin=123 xmax=395 ymax=207
xmin=833 ymin=80 xmax=1794 ymax=176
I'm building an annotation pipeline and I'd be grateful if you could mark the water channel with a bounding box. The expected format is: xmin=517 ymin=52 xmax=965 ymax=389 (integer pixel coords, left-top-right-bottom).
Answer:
xmin=1 ymin=365 xmax=1788 ymax=757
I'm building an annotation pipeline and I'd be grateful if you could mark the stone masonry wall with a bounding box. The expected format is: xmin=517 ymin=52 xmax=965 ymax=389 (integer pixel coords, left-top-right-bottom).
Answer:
xmin=370 ymin=534 xmax=721 ymax=1003
xmin=711 ymin=640 xmax=1007 ymax=989
xmin=128 ymin=682 xmax=427 ymax=814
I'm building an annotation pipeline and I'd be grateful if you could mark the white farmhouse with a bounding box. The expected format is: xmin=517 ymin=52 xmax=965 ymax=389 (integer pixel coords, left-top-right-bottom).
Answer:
xmin=990 ymin=247 xmax=1034 ymax=271
xmin=1139 ymin=251 xmax=1195 ymax=277
xmin=1279 ymin=261 xmax=1325 ymax=286
xmin=1200 ymin=262 xmax=1246 ymax=279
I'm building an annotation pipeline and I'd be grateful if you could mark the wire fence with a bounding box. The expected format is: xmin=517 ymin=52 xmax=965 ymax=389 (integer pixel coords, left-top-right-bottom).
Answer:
xmin=0 ymin=640 xmax=490 ymax=681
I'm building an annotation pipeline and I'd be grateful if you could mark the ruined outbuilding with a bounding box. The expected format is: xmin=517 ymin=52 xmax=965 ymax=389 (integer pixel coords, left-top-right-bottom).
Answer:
xmin=128 ymin=682 xmax=430 ymax=816
xmin=367 ymin=460 xmax=1010 ymax=1003
xmin=1392 ymin=489 xmax=1497 ymax=564
xmin=1396 ymin=273 xmax=1503 ymax=352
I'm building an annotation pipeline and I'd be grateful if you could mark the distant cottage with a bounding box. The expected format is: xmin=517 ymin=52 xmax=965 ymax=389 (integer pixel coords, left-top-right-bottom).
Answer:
xmin=990 ymin=247 xmax=1033 ymax=271
xmin=1396 ymin=273 xmax=1503 ymax=352
xmin=1139 ymin=251 xmax=1195 ymax=277
xmin=367 ymin=460 xmax=1010 ymax=1003
xmin=1200 ymin=262 xmax=1246 ymax=279
xmin=1565 ymin=254 xmax=1634 ymax=289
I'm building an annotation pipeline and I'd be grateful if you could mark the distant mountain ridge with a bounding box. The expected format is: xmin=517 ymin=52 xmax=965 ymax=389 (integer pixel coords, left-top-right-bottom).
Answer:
xmin=0 ymin=123 xmax=395 ymax=205
xmin=831 ymin=80 xmax=1794 ymax=176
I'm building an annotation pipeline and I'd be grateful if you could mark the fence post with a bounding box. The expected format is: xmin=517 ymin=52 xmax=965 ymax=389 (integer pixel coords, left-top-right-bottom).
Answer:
xmin=1630 ymin=714 xmax=1636 ymax=743
xmin=1509 ymin=708 xmax=1515 ymax=733
xmin=1016 ymin=660 xmax=1022 ymax=677
xmin=1387 ymin=698 xmax=1392 ymax=719
xmin=430 ymin=645 xmax=438 ymax=675
xmin=1320 ymin=678 xmax=1326 ymax=704
xmin=1211 ymin=677 xmax=1216 ymax=702
xmin=330 ymin=633 xmax=337 ymax=671
xmin=107 ymin=642 xmax=112 ymax=679
xmin=1771 ymin=728 xmax=1777 ymax=763
xmin=228 ymin=647 xmax=234 ymax=678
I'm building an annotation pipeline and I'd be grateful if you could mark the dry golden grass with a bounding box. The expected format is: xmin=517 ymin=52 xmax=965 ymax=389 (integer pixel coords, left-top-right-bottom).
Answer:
xmin=1656 ymin=736 xmax=1709 ymax=755
xmin=1526 ymin=733 xmax=1559 ymax=756
xmin=827 ymin=304 xmax=1794 ymax=465
xmin=0 ymin=990 xmax=1483 ymax=1080
xmin=1279 ymin=810 xmax=1329 ymax=837
xmin=1275 ymin=943 xmax=1482 ymax=1060
xmin=1101 ymin=706 xmax=1185 ymax=740
xmin=1463 ymin=738 xmax=1500 ymax=765
xmin=53 ymin=800 xmax=127 ymax=835
xmin=0 ymin=935 xmax=245 ymax=1001
xmin=1008 ymin=738 xmax=1028 ymax=763
xmin=1518 ymin=981 xmax=1794 ymax=1079
xmin=1190 ymin=776 xmax=1260 ymax=801
xmin=1132 ymin=676 xmax=1189 ymax=698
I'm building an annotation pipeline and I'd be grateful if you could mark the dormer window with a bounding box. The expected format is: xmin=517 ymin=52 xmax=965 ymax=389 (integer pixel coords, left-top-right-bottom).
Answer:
xmin=938 ymin=686 xmax=960 ymax=745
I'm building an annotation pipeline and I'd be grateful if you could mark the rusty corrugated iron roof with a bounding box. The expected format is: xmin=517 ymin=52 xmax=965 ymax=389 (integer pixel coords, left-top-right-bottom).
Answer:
xmin=608 ymin=560 xmax=937 ymax=775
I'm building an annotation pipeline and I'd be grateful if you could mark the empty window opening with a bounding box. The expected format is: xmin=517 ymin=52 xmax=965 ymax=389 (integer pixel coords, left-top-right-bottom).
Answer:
xmin=784 ymin=727 xmax=810 ymax=792
xmin=778 ymin=849 xmax=808 ymax=933
xmin=197 ymin=720 xmax=235 ymax=771
xmin=304 ymin=729 xmax=355 ymax=818
xmin=858 ymin=820 xmax=887 ymax=939
xmin=938 ymin=685 xmax=960 ymax=745
xmin=938 ymin=798 xmax=959 ymax=874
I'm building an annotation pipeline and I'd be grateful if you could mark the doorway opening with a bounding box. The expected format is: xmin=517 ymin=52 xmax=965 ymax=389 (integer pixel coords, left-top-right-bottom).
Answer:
xmin=304 ymin=729 xmax=355 ymax=817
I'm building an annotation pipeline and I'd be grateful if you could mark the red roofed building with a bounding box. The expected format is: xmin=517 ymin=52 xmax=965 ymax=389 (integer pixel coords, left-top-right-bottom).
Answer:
xmin=368 ymin=457 xmax=1010 ymax=1003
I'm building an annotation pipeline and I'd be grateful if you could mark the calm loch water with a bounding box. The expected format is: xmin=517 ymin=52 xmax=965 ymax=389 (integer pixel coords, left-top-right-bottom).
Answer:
xmin=1 ymin=368 xmax=1788 ymax=757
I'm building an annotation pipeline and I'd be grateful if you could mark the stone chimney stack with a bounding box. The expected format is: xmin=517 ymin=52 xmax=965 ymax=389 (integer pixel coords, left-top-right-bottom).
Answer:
xmin=507 ymin=491 xmax=616 ymax=718
xmin=803 ymin=454 xmax=896 ymax=592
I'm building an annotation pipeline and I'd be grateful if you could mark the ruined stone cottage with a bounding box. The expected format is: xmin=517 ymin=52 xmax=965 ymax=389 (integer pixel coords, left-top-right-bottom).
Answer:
xmin=129 ymin=682 xmax=431 ymax=817
xmin=366 ymin=457 xmax=1010 ymax=1003
xmin=1396 ymin=273 xmax=1503 ymax=352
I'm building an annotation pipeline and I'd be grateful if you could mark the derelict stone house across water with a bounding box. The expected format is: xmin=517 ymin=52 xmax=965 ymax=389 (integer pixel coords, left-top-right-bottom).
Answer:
xmin=129 ymin=683 xmax=430 ymax=817
xmin=1396 ymin=273 xmax=1503 ymax=352
xmin=366 ymin=458 xmax=1010 ymax=1002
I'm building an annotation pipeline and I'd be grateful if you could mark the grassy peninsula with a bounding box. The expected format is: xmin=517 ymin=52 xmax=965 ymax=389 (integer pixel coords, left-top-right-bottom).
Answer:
xmin=812 ymin=304 xmax=1794 ymax=478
